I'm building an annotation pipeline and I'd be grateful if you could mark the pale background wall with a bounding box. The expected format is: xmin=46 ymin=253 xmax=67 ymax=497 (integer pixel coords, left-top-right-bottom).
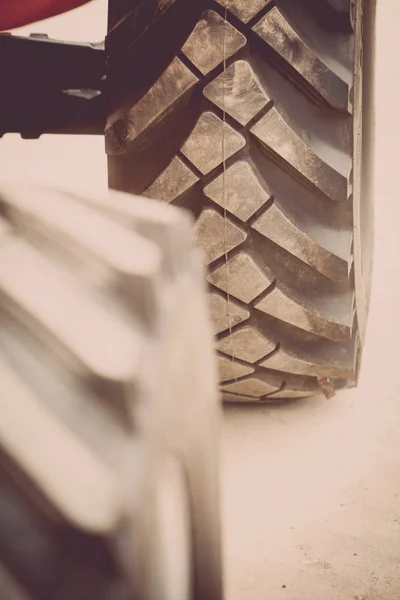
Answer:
xmin=1 ymin=2 xmax=400 ymax=599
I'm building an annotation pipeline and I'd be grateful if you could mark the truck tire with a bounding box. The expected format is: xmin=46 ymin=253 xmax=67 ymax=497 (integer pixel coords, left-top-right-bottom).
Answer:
xmin=106 ymin=0 xmax=376 ymax=402
xmin=0 ymin=184 xmax=222 ymax=600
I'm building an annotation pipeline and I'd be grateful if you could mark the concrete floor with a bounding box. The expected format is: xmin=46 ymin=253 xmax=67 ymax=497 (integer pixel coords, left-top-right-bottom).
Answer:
xmin=1 ymin=1 xmax=399 ymax=599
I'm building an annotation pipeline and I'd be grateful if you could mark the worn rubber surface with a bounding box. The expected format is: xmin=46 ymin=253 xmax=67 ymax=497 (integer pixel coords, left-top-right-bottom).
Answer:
xmin=107 ymin=0 xmax=374 ymax=402
xmin=0 ymin=184 xmax=222 ymax=599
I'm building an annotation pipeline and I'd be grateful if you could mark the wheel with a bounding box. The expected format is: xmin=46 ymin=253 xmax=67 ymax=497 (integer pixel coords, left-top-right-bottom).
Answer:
xmin=0 ymin=183 xmax=222 ymax=600
xmin=105 ymin=0 xmax=376 ymax=402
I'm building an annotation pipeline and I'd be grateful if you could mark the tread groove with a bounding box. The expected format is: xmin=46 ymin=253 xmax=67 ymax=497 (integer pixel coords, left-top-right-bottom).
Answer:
xmin=251 ymin=200 xmax=349 ymax=280
xmin=251 ymin=108 xmax=348 ymax=203
xmin=176 ymin=50 xmax=205 ymax=80
xmin=247 ymin=0 xmax=276 ymax=28
xmin=214 ymin=0 xmax=273 ymax=25
xmin=252 ymin=5 xmax=350 ymax=111
xmin=177 ymin=150 xmax=204 ymax=179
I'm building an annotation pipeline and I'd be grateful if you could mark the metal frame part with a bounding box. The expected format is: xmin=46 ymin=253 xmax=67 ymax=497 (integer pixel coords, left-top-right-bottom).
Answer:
xmin=0 ymin=33 xmax=105 ymax=137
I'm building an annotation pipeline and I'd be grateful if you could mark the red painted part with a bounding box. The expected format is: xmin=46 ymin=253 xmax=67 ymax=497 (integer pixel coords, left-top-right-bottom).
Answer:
xmin=0 ymin=0 xmax=93 ymax=31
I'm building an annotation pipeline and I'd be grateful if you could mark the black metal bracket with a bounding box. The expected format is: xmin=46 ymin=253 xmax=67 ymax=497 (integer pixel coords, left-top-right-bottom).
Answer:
xmin=0 ymin=33 xmax=105 ymax=137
